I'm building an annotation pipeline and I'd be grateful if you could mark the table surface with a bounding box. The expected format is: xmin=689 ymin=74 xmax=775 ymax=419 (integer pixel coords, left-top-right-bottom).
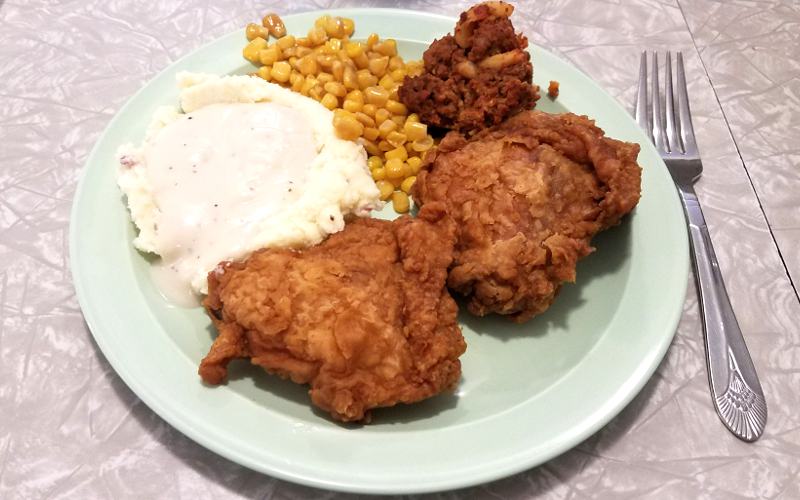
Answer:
xmin=2 ymin=0 xmax=799 ymax=498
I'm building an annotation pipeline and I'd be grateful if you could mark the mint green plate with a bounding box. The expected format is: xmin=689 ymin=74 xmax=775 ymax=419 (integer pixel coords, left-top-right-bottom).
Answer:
xmin=70 ymin=8 xmax=688 ymax=494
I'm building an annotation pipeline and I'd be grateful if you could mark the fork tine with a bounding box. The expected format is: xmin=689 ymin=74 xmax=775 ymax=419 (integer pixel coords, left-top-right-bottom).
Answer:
xmin=650 ymin=52 xmax=667 ymax=152
xmin=634 ymin=51 xmax=651 ymax=140
xmin=664 ymin=52 xmax=681 ymax=152
xmin=676 ymin=52 xmax=698 ymax=154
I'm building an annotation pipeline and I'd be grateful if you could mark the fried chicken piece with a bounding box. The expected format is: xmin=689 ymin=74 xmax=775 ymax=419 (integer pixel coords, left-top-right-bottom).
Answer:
xmin=198 ymin=204 xmax=465 ymax=423
xmin=411 ymin=111 xmax=642 ymax=323
xmin=399 ymin=1 xmax=539 ymax=133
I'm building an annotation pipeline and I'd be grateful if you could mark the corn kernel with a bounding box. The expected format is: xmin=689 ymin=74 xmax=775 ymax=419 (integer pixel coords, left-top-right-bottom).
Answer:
xmin=331 ymin=60 xmax=344 ymax=81
xmin=376 ymin=180 xmax=394 ymax=201
xmin=257 ymin=65 xmax=271 ymax=80
xmin=378 ymin=140 xmax=393 ymax=152
xmin=345 ymin=41 xmax=364 ymax=58
xmin=308 ymin=86 xmax=324 ymax=101
xmin=373 ymin=39 xmax=397 ymax=57
xmin=378 ymin=74 xmax=394 ymax=90
xmin=362 ymin=103 xmax=377 ymax=117
xmin=368 ymin=56 xmax=390 ymax=77
xmin=328 ymin=38 xmax=342 ymax=52
xmin=403 ymin=121 xmax=428 ymax=141
xmin=362 ymin=139 xmax=381 ymax=156
xmin=271 ymin=61 xmax=291 ymax=82
xmin=365 ymin=86 xmax=389 ymax=106
xmin=390 ymin=68 xmax=406 ymax=82
xmin=321 ymin=93 xmax=339 ymax=110
xmin=400 ymin=176 xmax=416 ymax=194
xmin=343 ymin=99 xmax=362 ymax=113
xmin=246 ymin=23 xmax=268 ymax=41
xmin=289 ymin=71 xmax=303 ymax=86
xmin=406 ymin=113 xmax=420 ymax=123
xmin=317 ymin=72 xmax=334 ymax=84
xmin=299 ymin=80 xmax=314 ymax=96
xmin=316 ymin=54 xmax=336 ymax=69
xmin=388 ymin=56 xmax=405 ymax=71
xmin=276 ymin=35 xmax=296 ymax=50
xmin=324 ymin=81 xmax=347 ymax=97
xmin=353 ymin=52 xmax=369 ymax=70
xmin=296 ymin=55 xmax=318 ymax=75
xmin=385 ymin=99 xmax=407 ymax=115
xmin=355 ymin=112 xmax=375 ymax=127
xmin=291 ymin=75 xmax=304 ymax=92
xmin=333 ymin=110 xmax=363 ymax=140
xmin=325 ymin=16 xmax=345 ymax=37
xmin=378 ymin=119 xmax=397 ymax=138
xmin=385 ymin=146 xmax=408 ymax=161
xmin=243 ymin=37 xmax=268 ymax=63
xmin=375 ymin=108 xmax=391 ymax=125
xmin=385 ymin=158 xmax=405 ymax=178
xmin=412 ymin=135 xmax=434 ymax=152
xmin=367 ymin=33 xmax=379 ymax=48
xmin=391 ymin=191 xmax=410 ymax=213
xmin=372 ymin=167 xmax=387 ymax=181
xmin=362 ymin=126 xmax=380 ymax=141
xmin=342 ymin=66 xmax=358 ymax=89
xmin=406 ymin=60 xmax=424 ymax=76
xmin=308 ymin=27 xmax=327 ymax=46
xmin=386 ymin=131 xmax=407 ymax=148
xmin=407 ymin=156 xmax=423 ymax=174
xmin=357 ymin=70 xmax=378 ymax=89
xmin=344 ymin=89 xmax=364 ymax=104
xmin=296 ymin=37 xmax=313 ymax=48
xmin=342 ymin=18 xmax=355 ymax=36
xmin=367 ymin=156 xmax=383 ymax=170
xmin=392 ymin=115 xmax=405 ymax=127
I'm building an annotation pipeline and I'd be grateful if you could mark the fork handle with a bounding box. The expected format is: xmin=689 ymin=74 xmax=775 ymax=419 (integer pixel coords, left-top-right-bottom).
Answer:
xmin=679 ymin=185 xmax=767 ymax=441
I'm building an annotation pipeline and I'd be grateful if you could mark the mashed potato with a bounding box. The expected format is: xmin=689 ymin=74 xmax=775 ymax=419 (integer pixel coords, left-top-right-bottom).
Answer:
xmin=118 ymin=72 xmax=380 ymax=303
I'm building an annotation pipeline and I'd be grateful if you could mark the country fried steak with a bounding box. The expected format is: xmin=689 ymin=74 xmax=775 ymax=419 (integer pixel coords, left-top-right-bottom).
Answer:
xmin=411 ymin=111 xmax=642 ymax=323
xmin=198 ymin=204 xmax=466 ymax=423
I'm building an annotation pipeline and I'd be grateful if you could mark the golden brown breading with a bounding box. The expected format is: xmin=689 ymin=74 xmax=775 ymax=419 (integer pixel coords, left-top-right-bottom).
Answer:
xmin=412 ymin=111 xmax=642 ymax=323
xmin=198 ymin=203 xmax=465 ymax=423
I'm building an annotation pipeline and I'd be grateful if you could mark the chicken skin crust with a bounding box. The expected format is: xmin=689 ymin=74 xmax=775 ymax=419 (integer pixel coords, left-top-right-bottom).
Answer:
xmin=411 ymin=111 xmax=643 ymax=323
xmin=198 ymin=203 xmax=466 ymax=423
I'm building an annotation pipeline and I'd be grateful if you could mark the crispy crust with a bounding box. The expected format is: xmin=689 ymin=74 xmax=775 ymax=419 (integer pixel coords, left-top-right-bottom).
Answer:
xmin=198 ymin=203 xmax=466 ymax=422
xmin=412 ymin=111 xmax=642 ymax=322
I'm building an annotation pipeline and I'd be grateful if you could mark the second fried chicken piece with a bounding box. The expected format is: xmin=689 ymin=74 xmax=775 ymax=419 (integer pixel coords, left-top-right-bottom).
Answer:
xmin=412 ymin=111 xmax=642 ymax=323
xmin=399 ymin=1 xmax=539 ymax=133
xmin=198 ymin=204 xmax=465 ymax=423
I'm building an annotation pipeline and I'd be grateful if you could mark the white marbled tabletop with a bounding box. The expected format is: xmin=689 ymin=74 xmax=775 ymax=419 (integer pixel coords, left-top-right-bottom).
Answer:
xmin=1 ymin=0 xmax=799 ymax=498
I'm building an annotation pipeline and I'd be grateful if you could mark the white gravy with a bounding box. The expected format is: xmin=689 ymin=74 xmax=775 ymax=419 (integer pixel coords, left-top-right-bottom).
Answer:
xmin=144 ymin=102 xmax=317 ymax=306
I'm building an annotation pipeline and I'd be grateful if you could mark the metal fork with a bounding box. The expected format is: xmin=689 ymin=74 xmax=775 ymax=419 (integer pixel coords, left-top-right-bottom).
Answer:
xmin=635 ymin=52 xmax=767 ymax=442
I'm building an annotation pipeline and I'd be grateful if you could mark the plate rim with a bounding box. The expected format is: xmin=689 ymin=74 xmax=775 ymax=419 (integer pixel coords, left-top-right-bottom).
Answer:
xmin=70 ymin=7 xmax=689 ymax=494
